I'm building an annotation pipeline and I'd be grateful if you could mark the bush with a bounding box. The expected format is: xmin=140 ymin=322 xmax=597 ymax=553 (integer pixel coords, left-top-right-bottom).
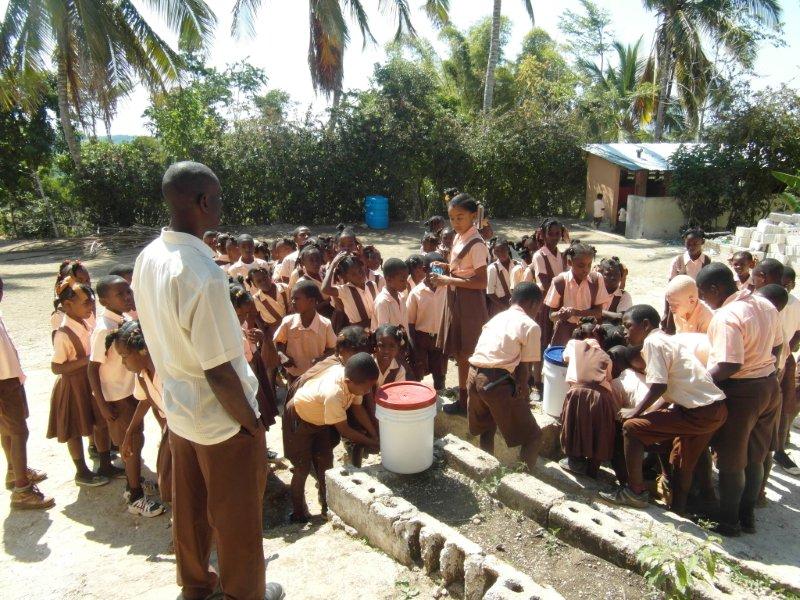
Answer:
xmin=60 ymin=138 xmax=169 ymax=227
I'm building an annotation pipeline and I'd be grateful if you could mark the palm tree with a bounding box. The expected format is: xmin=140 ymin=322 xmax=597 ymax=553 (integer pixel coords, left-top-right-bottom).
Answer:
xmin=0 ymin=0 xmax=216 ymax=167
xmin=233 ymin=1 xmax=450 ymax=105
xmin=642 ymin=0 xmax=780 ymax=141
xmin=483 ymin=0 xmax=534 ymax=112
xmin=580 ymin=39 xmax=655 ymax=141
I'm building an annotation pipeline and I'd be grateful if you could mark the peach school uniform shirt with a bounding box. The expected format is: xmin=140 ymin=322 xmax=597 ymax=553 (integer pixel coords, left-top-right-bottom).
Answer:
xmin=544 ymin=271 xmax=612 ymax=324
xmin=707 ymin=292 xmax=782 ymax=380
xmin=449 ymin=227 xmax=489 ymax=278
xmin=89 ymin=309 xmax=135 ymax=401
xmin=406 ymin=282 xmax=446 ymax=335
xmin=292 ymin=364 xmax=362 ymax=426
xmin=469 ymin=305 xmax=542 ymax=373
xmin=273 ymin=312 xmax=336 ymax=377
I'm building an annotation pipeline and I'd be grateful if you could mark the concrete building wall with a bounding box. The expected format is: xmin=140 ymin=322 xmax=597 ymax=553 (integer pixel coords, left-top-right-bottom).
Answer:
xmin=585 ymin=155 xmax=620 ymax=221
xmin=625 ymin=196 xmax=684 ymax=239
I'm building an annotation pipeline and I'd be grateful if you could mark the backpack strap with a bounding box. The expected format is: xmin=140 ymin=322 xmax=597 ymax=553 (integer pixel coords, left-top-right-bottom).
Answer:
xmin=609 ymin=294 xmax=622 ymax=313
xmin=560 ymin=251 xmax=568 ymax=271
xmin=454 ymin=236 xmax=485 ymax=262
xmin=348 ymin=285 xmax=371 ymax=324
xmin=496 ymin=261 xmax=512 ymax=298
xmin=281 ymin=288 xmax=290 ymax=313
xmin=257 ymin=295 xmax=283 ymax=323
xmin=552 ymin=273 xmax=567 ymax=310
xmin=384 ymin=367 xmax=400 ymax=385
xmin=366 ymin=280 xmax=378 ymax=300
xmin=588 ymin=272 xmax=600 ymax=306
xmin=702 ymin=254 xmax=711 ymax=267
xmin=675 ymin=253 xmax=686 ymax=275
xmin=59 ymin=325 xmax=87 ymax=360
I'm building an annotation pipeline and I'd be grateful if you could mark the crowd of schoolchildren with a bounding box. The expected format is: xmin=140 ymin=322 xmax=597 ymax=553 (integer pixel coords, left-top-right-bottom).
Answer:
xmin=1 ymin=190 xmax=798 ymax=540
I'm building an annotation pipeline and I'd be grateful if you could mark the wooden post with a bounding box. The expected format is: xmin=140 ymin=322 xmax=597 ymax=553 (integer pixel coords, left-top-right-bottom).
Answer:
xmin=634 ymin=170 xmax=648 ymax=197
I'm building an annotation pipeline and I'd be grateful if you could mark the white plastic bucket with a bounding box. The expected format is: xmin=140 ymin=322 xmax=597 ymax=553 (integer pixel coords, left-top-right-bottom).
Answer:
xmin=543 ymin=345 xmax=569 ymax=419
xmin=375 ymin=382 xmax=437 ymax=474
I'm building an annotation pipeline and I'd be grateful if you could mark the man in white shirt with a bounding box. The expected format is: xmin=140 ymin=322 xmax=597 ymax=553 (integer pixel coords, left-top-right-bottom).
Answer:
xmin=133 ymin=162 xmax=283 ymax=600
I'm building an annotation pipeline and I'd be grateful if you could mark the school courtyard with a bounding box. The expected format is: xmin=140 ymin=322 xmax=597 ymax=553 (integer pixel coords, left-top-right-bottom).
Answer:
xmin=1 ymin=220 xmax=798 ymax=599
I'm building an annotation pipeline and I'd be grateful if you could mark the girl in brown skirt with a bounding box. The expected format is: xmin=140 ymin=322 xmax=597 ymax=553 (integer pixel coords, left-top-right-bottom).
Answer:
xmin=429 ymin=193 xmax=490 ymax=414
xmin=48 ymin=279 xmax=111 ymax=487
xmin=559 ymin=320 xmax=617 ymax=479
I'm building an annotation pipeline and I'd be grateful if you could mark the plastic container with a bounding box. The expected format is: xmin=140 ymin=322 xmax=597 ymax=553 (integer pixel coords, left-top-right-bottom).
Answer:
xmin=365 ymin=195 xmax=389 ymax=229
xmin=375 ymin=381 xmax=437 ymax=474
xmin=543 ymin=345 xmax=570 ymax=419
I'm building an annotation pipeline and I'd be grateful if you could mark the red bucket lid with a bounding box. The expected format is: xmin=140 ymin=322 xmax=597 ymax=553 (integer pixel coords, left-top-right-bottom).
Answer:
xmin=375 ymin=381 xmax=437 ymax=411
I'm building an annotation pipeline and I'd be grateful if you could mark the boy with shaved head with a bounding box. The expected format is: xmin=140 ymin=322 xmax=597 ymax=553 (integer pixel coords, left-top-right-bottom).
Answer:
xmin=665 ymin=275 xmax=713 ymax=334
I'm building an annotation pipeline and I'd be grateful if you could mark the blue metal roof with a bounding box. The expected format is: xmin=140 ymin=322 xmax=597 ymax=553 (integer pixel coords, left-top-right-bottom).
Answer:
xmin=584 ymin=143 xmax=700 ymax=171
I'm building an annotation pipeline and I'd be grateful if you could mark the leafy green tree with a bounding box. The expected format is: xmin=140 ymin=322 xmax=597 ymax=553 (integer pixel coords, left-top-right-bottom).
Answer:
xmin=515 ymin=28 xmax=578 ymax=115
xmin=558 ymin=0 xmax=614 ymax=73
xmin=642 ymin=0 xmax=781 ymax=141
xmin=0 ymin=0 xmax=216 ymax=167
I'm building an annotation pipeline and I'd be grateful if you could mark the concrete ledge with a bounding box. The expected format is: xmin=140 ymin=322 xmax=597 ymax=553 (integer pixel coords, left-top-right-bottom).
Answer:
xmin=435 ymin=404 xmax=562 ymax=464
xmin=326 ymin=466 xmax=563 ymax=600
xmin=496 ymin=472 xmax=565 ymax=524
xmin=436 ymin=434 xmax=501 ymax=481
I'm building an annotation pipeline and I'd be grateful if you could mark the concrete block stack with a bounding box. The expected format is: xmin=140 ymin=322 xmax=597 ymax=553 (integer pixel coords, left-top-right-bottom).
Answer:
xmin=722 ymin=212 xmax=800 ymax=268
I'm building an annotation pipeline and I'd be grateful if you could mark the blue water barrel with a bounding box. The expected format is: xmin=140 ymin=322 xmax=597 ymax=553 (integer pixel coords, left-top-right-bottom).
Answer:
xmin=365 ymin=195 xmax=389 ymax=229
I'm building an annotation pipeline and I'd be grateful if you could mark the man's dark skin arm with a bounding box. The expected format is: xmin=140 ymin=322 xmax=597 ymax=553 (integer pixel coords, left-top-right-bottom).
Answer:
xmin=205 ymin=362 xmax=259 ymax=435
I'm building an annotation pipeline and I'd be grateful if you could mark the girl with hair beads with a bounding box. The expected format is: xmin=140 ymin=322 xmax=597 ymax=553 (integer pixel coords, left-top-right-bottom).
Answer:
xmin=47 ymin=278 xmax=112 ymax=487
xmin=335 ymin=224 xmax=362 ymax=256
xmin=51 ymin=260 xmax=94 ymax=337
xmin=559 ymin=319 xmax=617 ymax=480
xmin=323 ymin=253 xmax=378 ymax=332
xmin=254 ymin=240 xmax=270 ymax=262
xmin=230 ymin=282 xmax=280 ymax=429
xmin=429 ymin=193 xmax=490 ymax=415
xmin=486 ymin=238 xmax=523 ymax=317
xmin=288 ymin=243 xmax=324 ymax=291
xmin=599 ymin=257 xmax=632 ymax=323
xmin=277 ymin=226 xmax=311 ymax=284
xmin=106 ymin=321 xmax=167 ymax=514
xmin=545 ymin=241 xmax=611 ymax=346
xmin=363 ymin=245 xmax=385 ymax=290
xmin=662 ymin=227 xmax=710 ymax=333
xmin=247 ymin=266 xmax=290 ymax=333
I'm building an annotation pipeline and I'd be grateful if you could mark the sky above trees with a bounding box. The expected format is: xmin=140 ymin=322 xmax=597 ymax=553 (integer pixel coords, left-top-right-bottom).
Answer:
xmin=2 ymin=0 xmax=795 ymax=135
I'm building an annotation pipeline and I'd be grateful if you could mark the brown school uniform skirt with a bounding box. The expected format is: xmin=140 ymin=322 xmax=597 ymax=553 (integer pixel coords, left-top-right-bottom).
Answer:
xmin=47 ymin=366 xmax=101 ymax=442
xmin=440 ymin=287 xmax=488 ymax=356
xmin=713 ymin=375 xmax=779 ymax=472
xmin=156 ymin=425 xmax=172 ymax=504
xmin=106 ymin=396 xmax=142 ymax=447
xmin=560 ymin=383 xmax=617 ymax=462
xmin=467 ymin=366 xmax=540 ymax=448
xmin=0 ymin=377 xmax=29 ymax=436
xmin=282 ymin=400 xmax=341 ymax=469
xmin=624 ymin=401 xmax=728 ymax=472
xmin=534 ymin=304 xmax=554 ymax=355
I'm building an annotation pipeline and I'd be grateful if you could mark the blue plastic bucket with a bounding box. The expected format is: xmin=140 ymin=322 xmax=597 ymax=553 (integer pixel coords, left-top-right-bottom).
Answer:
xmin=365 ymin=195 xmax=389 ymax=229
xmin=543 ymin=345 xmax=566 ymax=367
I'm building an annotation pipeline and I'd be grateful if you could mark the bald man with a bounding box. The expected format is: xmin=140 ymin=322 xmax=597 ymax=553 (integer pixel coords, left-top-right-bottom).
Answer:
xmin=133 ymin=162 xmax=283 ymax=600
xmin=665 ymin=275 xmax=713 ymax=334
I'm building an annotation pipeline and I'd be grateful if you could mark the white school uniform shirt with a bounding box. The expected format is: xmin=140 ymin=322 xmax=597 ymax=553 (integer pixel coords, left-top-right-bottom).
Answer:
xmin=610 ymin=369 xmax=648 ymax=416
xmin=134 ymin=369 xmax=165 ymax=418
xmin=779 ymin=294 xmax=800 ymax=369
xmin=89 ymin=310 xmax=135 ymax=401
xmin=604 ymin=288 xmax=633 ymax=313
xmin=278 ymin=250 xmax=299 ymax=281
xmin=593 ymin=199 xmax=605 ymax=218
xmin=487 ymin=260 xmax=518 ymax=298
xmin=469 ymin=305 xmax=541 ymax=373
xmin=335 ymin=283 xmax=376 ymax=324
xmin=641 ymin=329 xmax=723 ymax=409
xmin=0 ymin=313 xmax=25 ymax=383
xmin=52 ymin=315 xmax=91 ymax=363
xmin=377 ymin=358 xmax=406 ymax=387
xmin=406 ymin=282 xmax=446 ymax=335
xmin=133 ymin=229 xmax=260 ymax=446
xmin=372 ymin=288 xmax=408 ymax=331
xmin=227 ymin=257 xmax=270 ymax=282
xmin=668 ymin=252 xmax=710 ymax=281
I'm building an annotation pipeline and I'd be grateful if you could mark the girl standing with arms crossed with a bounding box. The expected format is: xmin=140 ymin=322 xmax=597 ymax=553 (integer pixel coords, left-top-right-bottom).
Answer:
xmin=430 ymin=193 xmax=490 ymax=415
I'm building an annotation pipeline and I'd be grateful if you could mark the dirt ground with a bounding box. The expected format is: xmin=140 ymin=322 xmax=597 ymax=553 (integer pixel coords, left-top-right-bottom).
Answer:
xmin=0 ymin=219 xmax=798 ymax=598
